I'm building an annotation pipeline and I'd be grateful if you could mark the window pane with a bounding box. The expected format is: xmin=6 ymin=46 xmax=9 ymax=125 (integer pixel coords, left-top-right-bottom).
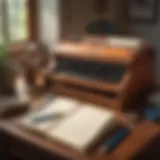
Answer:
xmin=7 ymin=0 xmax=28 ymax=41
xmin=0 ymin=15 xmax=3 ymax=45
xmin=0 ymin=0 xmax=4 ymax=44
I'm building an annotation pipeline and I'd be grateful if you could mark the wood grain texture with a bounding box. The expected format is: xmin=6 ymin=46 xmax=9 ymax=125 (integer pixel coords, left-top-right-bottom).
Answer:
xmin=52 ymin=73 xmax=121 ymax=94
xmin=54 ymin=43 xmax=133 ymax=64
xmin=109 ymin=121 xmax=159 ymax=160
xmin=121 ymin=45 xmax=155 ymax=109
xmin=0 ymin=120 xmax=159 ymax=160
xmin=53 ymin=37 xmax=155 ymax=111
xmin=53 ymin=84 xmax=120 ymax=111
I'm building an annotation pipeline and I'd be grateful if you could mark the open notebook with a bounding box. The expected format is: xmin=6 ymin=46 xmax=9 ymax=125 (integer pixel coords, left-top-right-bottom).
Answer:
xmin=21 ymin=97 xmax=116 ymax=152
xmin=21 ymin=97 xmax=80 ymax=131
xmin=48 ymin=104 xmax=116 ymax=152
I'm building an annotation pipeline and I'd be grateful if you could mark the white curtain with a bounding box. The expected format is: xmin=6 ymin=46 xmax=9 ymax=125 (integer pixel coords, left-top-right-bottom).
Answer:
xmin=38 ymin=0 xmax=60 ymax=50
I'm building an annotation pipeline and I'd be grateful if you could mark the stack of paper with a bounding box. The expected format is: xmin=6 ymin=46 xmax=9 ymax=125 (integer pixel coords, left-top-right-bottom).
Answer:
xmin=48 ymin=104 xmax=116 ymax=152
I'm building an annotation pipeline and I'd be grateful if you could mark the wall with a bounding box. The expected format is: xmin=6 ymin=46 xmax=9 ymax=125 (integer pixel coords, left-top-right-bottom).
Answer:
xmin=38 ymin=0 xmax=129 ymax=44
xmin=131 ymin=2 xmax=160 ymax=80
xmin=60 ymin=0 xmax=129 ymax=39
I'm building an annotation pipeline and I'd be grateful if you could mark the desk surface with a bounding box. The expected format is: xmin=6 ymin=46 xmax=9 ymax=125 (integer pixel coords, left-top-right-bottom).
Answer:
xmin=0 ymin=93 xmax=159 ymax=160
xmin=0 ymin=120 xmax=159 ymax=160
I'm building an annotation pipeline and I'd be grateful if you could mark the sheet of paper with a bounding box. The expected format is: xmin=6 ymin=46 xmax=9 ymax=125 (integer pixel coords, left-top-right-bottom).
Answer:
xmin=107 ymin=37 xmax=141 ymax=48
xmin=21 ymin=97 xmax=80 ymax=131
xmin=49 ymin=104 xmax=116 ymax=152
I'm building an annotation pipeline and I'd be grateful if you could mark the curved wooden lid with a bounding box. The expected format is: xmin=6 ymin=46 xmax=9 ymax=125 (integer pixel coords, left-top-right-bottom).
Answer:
xmin=53 ymin=36 xmax=151 ymax=64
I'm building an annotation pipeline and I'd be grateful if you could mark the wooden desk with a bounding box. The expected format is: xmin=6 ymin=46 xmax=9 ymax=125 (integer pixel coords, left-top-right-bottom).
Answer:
xmin=0 ymin=92 xmax=159 ymax=160
xmin=0 ymin=120 xmax=159 ymax=160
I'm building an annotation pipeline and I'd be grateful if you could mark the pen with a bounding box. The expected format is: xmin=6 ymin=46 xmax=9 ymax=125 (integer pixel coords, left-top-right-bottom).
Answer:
xmin=32 ymin=112 xmax=63 ymax=123
xmin=32 ymin=114 xmax=54 ymax=123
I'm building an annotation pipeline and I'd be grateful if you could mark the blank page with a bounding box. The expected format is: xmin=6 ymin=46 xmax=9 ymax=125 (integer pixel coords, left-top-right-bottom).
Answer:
xmin=49 ymin=104 xmax=116 ymax=152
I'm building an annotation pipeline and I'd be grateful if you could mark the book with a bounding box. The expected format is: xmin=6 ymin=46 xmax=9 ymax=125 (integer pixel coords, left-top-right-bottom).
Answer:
xmin=48 ymin=104 xmax=116 ymax=152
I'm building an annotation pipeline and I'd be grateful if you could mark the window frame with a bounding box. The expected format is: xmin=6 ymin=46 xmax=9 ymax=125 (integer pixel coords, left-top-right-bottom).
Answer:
xmin=0 ymin=0 xmax=38 ymax=43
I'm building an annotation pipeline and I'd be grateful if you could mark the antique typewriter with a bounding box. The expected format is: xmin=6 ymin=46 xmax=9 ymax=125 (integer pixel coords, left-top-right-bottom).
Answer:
xmin=52 ymin=36 xmax=155 ymax=111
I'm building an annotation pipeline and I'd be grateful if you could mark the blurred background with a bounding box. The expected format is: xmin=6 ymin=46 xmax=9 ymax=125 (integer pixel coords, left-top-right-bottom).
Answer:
xmin=0 ymin=0 xmax=160 ymax=79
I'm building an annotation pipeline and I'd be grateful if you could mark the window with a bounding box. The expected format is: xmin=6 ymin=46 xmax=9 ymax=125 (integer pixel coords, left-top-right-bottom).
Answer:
xmin=0 ymin=0 xmax=28 ymax=43
xmin=7 ymin=0 xmax=28 ymax=41
xmin=0 ymin=15 xmax=3 ymax=45
xmin=0 ymin=0 xmax=4 ymax=44
xmin=39 ymin=0 xmax=60 ymax=47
